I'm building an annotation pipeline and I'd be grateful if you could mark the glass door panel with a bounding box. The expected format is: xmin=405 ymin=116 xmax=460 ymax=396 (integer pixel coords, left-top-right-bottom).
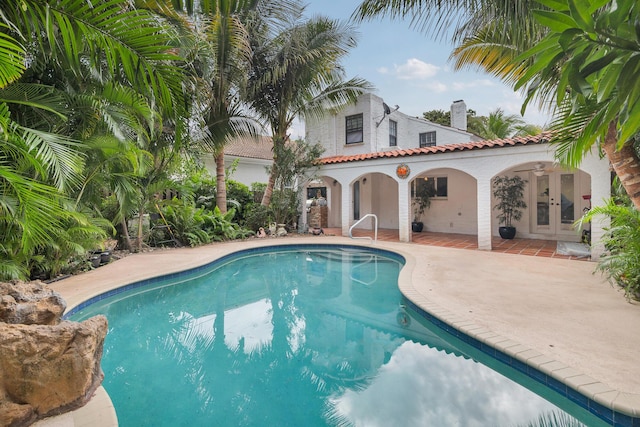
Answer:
xmin=536 ymin=175 xmax=550 ymax=228
xmin=533 ymin=172 xmax=578 ymax=235
xmin=559 ymin=174 xmax=575 ymax=230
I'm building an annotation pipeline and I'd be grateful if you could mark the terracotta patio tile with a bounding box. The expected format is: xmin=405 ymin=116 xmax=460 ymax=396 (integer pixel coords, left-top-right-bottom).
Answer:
xmin=322 ymin=228 xmax=589 ymax=261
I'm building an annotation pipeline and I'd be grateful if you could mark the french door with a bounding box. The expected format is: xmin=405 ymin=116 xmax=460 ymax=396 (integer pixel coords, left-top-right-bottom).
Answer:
xmin=533 ymin=172 xmax=578 ymax=235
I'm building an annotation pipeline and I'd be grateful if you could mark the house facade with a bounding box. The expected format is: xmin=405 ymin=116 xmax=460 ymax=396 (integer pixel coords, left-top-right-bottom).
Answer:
xmin=204 ymin=135 xmax=273 ymax=187
xmin=304 ymin=93 xmax=611 ymax=259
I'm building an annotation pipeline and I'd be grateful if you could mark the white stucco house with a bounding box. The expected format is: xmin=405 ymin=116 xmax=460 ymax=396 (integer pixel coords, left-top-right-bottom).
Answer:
xmin=303 ymin=92 xmax=611 ymax=259
xmin=204 ymin=135 xmax=273 ymax=187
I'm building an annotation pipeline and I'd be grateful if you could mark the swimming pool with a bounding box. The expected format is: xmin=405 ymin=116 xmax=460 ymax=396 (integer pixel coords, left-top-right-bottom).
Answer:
xmin=70 ymin=245 xmax=607 ymax=426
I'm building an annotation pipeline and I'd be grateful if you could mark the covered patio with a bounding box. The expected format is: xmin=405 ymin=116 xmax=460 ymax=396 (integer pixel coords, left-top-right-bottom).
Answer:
xmin=322 ymin=228 xmax=591 ymax=261
xmin=306 ymin=134 xmax=610 ymax=259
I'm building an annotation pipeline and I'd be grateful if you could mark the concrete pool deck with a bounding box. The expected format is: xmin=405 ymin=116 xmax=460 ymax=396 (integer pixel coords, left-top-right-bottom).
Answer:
xmin=41 ymin=236 xmax=640 ymax=426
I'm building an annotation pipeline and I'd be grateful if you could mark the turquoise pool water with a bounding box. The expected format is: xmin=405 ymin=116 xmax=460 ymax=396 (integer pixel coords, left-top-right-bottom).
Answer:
xmin=70 ymin=246 xmax=606 ymax=426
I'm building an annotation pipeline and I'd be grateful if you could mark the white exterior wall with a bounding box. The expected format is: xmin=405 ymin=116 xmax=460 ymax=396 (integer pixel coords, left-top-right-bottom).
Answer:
xmin=417 ymin=168 xmax=478 ymax=235
xmin=306 ymin=93 xmax=480 ymax=157
xmin=204 ymin=156 xmax=271 ymax=187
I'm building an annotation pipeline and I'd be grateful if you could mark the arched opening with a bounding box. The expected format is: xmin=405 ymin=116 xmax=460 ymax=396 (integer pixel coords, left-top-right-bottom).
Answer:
xmin=410 ymin=168 xmax=478 ymax=235
xmin=493 ymin=162 xmax=592 ymax=241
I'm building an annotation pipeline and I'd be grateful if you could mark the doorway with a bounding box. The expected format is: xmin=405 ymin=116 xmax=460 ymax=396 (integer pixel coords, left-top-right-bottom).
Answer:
xmin=533 ymin=172 xmax=578 ymax=236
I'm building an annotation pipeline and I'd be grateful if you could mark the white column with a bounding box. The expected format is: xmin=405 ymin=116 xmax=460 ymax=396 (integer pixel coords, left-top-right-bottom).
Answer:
xmin=477 ymin=177 xmax=493 ymax=250
xmin=341 ymin=182 xmax=351 ymax=237
xmin=586 ymin=159 xmax=611 ymax=260
xmin=398 ymin=179 xmax=411 ymax=242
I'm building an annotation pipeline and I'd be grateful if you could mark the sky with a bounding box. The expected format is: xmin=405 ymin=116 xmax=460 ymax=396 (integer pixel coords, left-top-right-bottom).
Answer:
xmin=289 ymin=0 xmax=552 ymax=139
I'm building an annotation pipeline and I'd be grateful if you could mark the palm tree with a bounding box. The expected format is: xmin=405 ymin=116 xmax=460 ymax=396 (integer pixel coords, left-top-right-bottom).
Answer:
xmin=162 ymin=0 xmax=299 ymax=213
xmin=353 ymin=0 xmax=640 ymax=210
xmin=477 ymin=108 xmax=540 ymax=140
xmin=246 ymin=11 xmax=372 ymax=206
xmin=0 ymin=0 xmax=189 ymax=277
xmin=514 ymin=0 xmax=640 ymax=210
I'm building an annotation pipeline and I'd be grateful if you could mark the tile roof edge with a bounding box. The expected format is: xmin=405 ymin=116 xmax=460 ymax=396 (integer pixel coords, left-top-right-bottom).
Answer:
xmin=318 ymin=132 xmax=552 ymax=165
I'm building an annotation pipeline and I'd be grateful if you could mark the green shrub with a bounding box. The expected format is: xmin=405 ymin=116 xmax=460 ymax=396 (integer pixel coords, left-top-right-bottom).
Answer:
xmin=243 ymin=203 xmax=271 ymax=233
xmin=582 ymin=198 xmax=640 ymax=300
xmin=158 ymin=200 xmax=252 ymax=246
xmin=226 ymin=180 xmax=254 ymax=222
xmin=270 ymin=188 xmax=300 ymax=229
xmin=29 ymin=212 xmax=113 ymax=280
xmin=251 ymin=182 xmax=266 ymax=203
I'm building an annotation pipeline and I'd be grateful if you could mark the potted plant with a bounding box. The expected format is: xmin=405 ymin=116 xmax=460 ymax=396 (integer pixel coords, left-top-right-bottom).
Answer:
xmin=411 ymin=180 xmax=433 ymax=232
xmin=492 ymin=175 xmax=527 ymax=239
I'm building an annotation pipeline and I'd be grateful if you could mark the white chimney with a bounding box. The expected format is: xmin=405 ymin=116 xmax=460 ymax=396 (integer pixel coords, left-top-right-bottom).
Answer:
xmin=450 ymin=100 xmax=467 ymax=131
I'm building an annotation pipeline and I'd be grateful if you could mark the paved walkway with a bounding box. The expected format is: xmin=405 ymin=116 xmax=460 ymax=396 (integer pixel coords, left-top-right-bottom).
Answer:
xmin=43 ymin=236 xmax=639 ymax=426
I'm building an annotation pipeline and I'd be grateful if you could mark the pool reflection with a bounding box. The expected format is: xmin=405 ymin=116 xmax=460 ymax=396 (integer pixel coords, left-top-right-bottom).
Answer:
xmin=74 ymin=249 xmax=599 ymax=426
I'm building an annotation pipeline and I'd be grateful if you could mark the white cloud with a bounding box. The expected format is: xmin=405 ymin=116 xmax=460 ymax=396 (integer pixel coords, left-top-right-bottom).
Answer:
xmin=394 ymin=58 xmax=440 ymax=80
xmin=423 ymin=81 xmax=448 ymax=93
xmin=377 ymin=66 xmax=390 ymax=74
xmin=452 ymin=79 xmax=496 ymax=91
xmin=329 ymin=341 xmax=563 ymax=427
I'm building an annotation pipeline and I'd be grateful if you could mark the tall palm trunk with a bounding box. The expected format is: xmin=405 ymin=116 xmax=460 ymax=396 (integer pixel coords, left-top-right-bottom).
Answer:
xmin=260 ymin=135 xmax=283 ymax=207
xmin=261 ymin=168 xmax=277 ymax=207
xmin=215 ymin=152 xmax=227 ymax=213
xmin=134 ymin=206 xmax=145 ymax=252
xmin=120 ymin=217 xmax=133 ymax=251
xmin=602 ymin=121 xmax=640 ymax=210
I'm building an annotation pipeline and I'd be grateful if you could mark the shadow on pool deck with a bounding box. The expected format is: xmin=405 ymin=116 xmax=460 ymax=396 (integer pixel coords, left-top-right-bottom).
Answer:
xmin=42 ymin=236 xmax=639 ymax=426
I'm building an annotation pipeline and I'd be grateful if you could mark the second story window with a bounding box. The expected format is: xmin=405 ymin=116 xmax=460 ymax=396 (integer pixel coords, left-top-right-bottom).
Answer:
xmin=419 ymin=131 xmax=436 ymax=147
xmin=389 ymin=120 xmax=397 ymax=146
xmin=346 ymin=114 xmax=364 ymax=144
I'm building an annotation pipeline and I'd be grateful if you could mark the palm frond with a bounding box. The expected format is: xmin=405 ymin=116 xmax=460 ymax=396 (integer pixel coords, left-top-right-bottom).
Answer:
xmin=8 ymin=0 xmax=187 ymax=115
xmin=0 ymin=23 xmax=26 ymax=88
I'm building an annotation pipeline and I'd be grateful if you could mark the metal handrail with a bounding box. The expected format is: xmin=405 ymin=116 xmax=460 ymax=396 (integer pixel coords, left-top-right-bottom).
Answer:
xmin=348 ymin=214 xmax=378 ymax=243
xmin=350 ymin=254 xmax=378 ymax=286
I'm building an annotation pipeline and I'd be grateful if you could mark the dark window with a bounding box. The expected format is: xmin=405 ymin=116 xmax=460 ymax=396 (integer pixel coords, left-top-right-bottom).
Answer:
xmin=389 ymin=120 xmax=397 ymax=146
xmin=306 ymin=187 xmax=326 ymax=200
xmin=346 ymin=114 xmax=364 ymax=144
xmin=413 ymin=176 xmax=448 ymax=198
xmin=419 ymin=131 xmax=436 ymax=147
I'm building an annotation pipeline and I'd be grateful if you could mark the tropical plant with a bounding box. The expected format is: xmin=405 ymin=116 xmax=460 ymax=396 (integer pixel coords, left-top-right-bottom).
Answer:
xmin=0 ymin=0 xmax=189 ymax=275
xmin=515 ymin=0 xmax=640 ymax=210
xmin=268 ymin=139 xmax=325 ymax=226
xmin=162 ymin=201 xmax=213 ymax=247
xmin=492 ymin=175 xmax=527 ymax=228
xmin=516 ymin=410 xmax=586 ymax=427
xmin=580 ymin=197 xmax=640 ymax=300
xmin=477 ymin=108 xmax=540 ymax=139
xmin=164 ymin=0 xmax=293 ymax=214
xmin=243 ymin=203 xmax=272 ymax=233
xmin=226 ymin=180 xmax=254 ymax=223
xmin=354 ymin=0 xmax=640 ymax=211
xmin=160 ymin=199 xmax=252 ymax=247
xmin=246 ymin=10 xmax=372 ymax=206
xmin=412 ymin=180 xmax=433 ymax=222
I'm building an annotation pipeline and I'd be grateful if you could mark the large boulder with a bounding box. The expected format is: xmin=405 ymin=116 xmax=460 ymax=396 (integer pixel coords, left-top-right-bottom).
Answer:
xmin=0 ymin=282 xmax=107 ymax=427
xmin=0 ymin=282 xmax=66 ymax=325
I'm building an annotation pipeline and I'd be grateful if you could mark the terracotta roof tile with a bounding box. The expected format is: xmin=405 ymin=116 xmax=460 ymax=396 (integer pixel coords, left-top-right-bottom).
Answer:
xmin=224 ymin=135 xmax=273 ymax=160
xmin=318 ymin=132 xmax=552 ymax=164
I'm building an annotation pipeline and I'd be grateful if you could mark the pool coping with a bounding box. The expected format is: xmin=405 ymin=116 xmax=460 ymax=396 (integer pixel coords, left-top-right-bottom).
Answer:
xmin=396 ymin=248 xmax=640 ymax=426
xmin=43 ymin=238 xmax=640 ymax=426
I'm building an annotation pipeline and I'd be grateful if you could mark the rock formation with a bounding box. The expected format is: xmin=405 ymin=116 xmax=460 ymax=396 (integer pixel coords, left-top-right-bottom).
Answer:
xmin=0 ymin=281 xmax=107 ymax=427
